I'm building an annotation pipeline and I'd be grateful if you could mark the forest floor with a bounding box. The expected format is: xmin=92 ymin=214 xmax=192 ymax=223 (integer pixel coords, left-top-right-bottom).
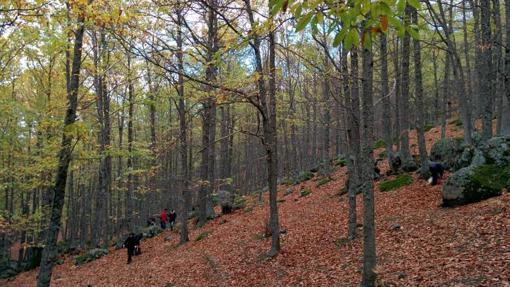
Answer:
xmin=4 ymin=123 xmax=510 ymax=287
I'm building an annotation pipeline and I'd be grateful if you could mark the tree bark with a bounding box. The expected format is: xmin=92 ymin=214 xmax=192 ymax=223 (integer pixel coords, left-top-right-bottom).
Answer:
xmin=412 ymin=9 xmax=429 ymax=178
xmin=37 ymin=7 xmax=87 ymax=287
xmin=380 ymin=33 xmax=394 ymax=172
xmin=176 ymin=3 xmax=190 ymax=244
xmin=400 ymin=6 xmax=413 ymax=165
xmin=360 ymin=31 xmax=376 ymax=287
xmin=479 ymin=0 xmax=493 ymax=140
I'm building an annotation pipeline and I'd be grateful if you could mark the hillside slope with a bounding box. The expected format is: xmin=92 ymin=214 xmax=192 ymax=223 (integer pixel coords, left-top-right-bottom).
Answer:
xmin=5 ymin=124 xmax=510 ymax=287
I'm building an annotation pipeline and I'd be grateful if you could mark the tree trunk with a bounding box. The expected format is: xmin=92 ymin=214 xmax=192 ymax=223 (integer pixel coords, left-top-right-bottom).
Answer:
xmin=504 ymin=0 xmax=510 ymax=135
xmin=266 ymin=16 xmax=280 ymax=257
xmin=380 ymin=33 xmax=394 ymax=172
xmin=400 ymin=6 xmax=413 ymax=166
xmin=176 ymin=4 xmax=190 ymax=244
xmin=479 ymin=0 xmax=493 ymax=140
xmin=126 ymin=53 xmax=135 ymax=231
xmin=37 ymin=8 xmax=86 ymax=287
xmin=345 ymin=46 xmax=360 ymax=241
xmin=360 ymin=32 xmax=376 ymax=287
xmin=92 ymin=29 xmax=111 ymax=246
xmin=412 ymin=9 xmax=429 ymax=178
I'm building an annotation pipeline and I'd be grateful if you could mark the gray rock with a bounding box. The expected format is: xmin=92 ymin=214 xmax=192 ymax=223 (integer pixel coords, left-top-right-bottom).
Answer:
xmin=442 ymin=165 xmax=502 ymax=207
xmin=430 ymin=138 xmax=464 ymax=170
xmin=217 ymin=190 xmax=233 ymax=208
xmin=470 ymin=149 xmax=486 ymax=167
xmin=481 ymin=137 xmax=510 ymax=165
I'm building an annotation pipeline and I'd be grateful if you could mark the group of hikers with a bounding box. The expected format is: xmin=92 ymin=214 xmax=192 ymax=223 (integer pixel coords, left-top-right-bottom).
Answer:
xmin=123 ymin=208 xmax=177 ymax=264
xmin=124 ymin=159 xmax=446 ymax=264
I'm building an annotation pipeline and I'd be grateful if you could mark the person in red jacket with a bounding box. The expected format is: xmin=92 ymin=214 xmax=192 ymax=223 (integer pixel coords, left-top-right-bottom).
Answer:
xmin=160 ymin=208 xmax=168 ymax=229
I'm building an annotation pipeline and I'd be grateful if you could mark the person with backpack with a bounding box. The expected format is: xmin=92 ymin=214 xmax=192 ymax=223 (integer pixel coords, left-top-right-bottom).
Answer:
xmin=160 ymin=208 xmax=168 ymax=230
xmin=168 ymin=209 xmax=177 ymax=231
xmin=429 ymin=161 xmax=445 ymax=186
xmin=123 ymin=233 xmax=137 ymax=264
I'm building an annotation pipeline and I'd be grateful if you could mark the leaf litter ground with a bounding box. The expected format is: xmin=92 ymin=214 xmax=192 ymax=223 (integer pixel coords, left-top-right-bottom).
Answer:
xmin=5 ymin=123 xmax=510 ymax=287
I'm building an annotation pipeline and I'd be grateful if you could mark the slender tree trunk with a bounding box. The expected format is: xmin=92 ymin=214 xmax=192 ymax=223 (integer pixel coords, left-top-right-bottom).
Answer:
xmin=504 ymin=0 xmax=510 ymax=135
xmin=380 ymin=33 xmax=394 ymax=172
xmin=479 ymin=0 xmax=493 ymax=139
xmin=412 ymin=9 xmax=430 ymax=178
xmin=400 ymin=6 xmax=413 ymax=167
xmin=432 ymin=51 xmax=440 ymax=125
xmin=37 ymin=8 xmax=87 ymax=286
xmin=266 ymin=15 xmax=280 ymax=256
xmin=244 ymin=0 xmax=280 ymax=255
xmin=126 ymin=53 xmax=135 ymax=231
xmin=360 ymin=32 xmax=376 ymax=287
xmin=92 ymin=30 xmax=111 ymax=246
xmin=492 ymin=0 xmax=504 ymax=134
xmin=345 ymin=46 xmax=359 ymax=241
xmin=176 ymin=4 xmax=190 ymax=244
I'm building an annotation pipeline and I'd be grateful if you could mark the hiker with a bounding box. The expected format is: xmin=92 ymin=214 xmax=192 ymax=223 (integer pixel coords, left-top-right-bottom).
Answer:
xmin=147 ymin=216 xmax=156 ymax=227
xmin=133 ymin=233 xmax=143 ymax=255
xmin=168 ymin=209 xmax=177 ymax=231
xmin=374 ymin=158 xmax=382 ymax=180
xmin=123 ymin=233 xmax=137 ymax=264
xmin=160 ymin=208 xmax=168 ymax=230
xmin=429 ymin=161 xmax=445 ymax=186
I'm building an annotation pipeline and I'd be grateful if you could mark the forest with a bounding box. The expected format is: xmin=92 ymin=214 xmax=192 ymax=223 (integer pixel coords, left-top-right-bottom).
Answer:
xmin=1 ymin=0 xmax=509 ymax=286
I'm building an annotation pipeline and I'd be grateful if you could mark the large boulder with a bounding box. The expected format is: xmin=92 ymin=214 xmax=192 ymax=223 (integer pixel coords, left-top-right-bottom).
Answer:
xmin=442 ymin=165 xmax=500 ymax=206
xmin=479 ymin=137 xmax=510 ymax=165
xmin=217 ymin=189 xmax=234 ymax=213
xmin=430 ymin=138 xmax=464 ymax=170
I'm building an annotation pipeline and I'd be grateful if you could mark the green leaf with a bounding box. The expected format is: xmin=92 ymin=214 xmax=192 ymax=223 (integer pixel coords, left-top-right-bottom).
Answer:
xmin=407 ymin=26 xmax=419 ymax=39
xmin=397 ymin=0 xmax=406 ymax=13
xmin=333 ymin=31 xmax=343 ymax=47
xmin=270 ymin=0 xmax=287 ymax=16
xmin=407 ymin=0 xmax=420 ymax=9
xmin=296 ymin=13 xmax=313 ymax=32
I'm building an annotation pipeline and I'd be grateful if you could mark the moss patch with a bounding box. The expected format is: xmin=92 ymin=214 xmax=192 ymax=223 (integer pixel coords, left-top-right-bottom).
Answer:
xmin=195 ymin=231 xmax=211 ymax=241
xmin=471 ymin=164 xmax=510 ymax=190
xmin=300 ymin=187 xmax=312 ymax=197
xmin=74 ymin=248 xmax=108 ymax=266
xmin=379 ymin=174 xmax=413 ymax=192
xmin=373 ymin=139 xmax=385 ymax=149
xmin=316 ymin=177 xmax=332 ymax=187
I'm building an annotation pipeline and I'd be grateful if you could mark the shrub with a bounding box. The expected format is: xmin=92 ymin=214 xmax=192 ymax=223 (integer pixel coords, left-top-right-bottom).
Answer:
xmin=278 ymin=177 xmax=295 ymax=186
xmin=373 ymin=139 xmax=385 ymax=149
xmin=316 ymin=177 xmax=331 ymax=187
xmin=300 ymin=187 xmax=312 ymax=197
xmin=57 ymin=240 xmax=71 ymax=254
xmin=74 ymin=248 xmax=108 ymax=266
xmin=141 ymin=225 xmax=162 ymax=238
xmin=233 ymin=195 xmax=246 ymax=210
xmin=195 ymin=231 xmax=211 ymax=241
xmin=283 ymin=188 xmax=294 ymax=196
xmin=424 ymin=123 xmax=435 ymax=132
xmin=0 ymin=255 xmax=19 ymax=279
xmin=297 ymin=171 xmax=314 ymax=183
xmin=318 ymin=161 xmax=333 ymax=177
xmin=379 ymin=174 xmax=413 ymax=192
xmin=332 ymin=155 xmax=347 ymax=167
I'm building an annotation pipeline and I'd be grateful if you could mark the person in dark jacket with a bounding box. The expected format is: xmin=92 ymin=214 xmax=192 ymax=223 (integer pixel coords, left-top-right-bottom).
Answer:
xmin=123 ymin=233 xmax=137 ymax=264
xmin=133 ymin=233 xmax=143 ymax=255
xmin=429 ymin=161 xmax=445 ymax=186
xmin=168 ymin=209 xmax=177 ymax=231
